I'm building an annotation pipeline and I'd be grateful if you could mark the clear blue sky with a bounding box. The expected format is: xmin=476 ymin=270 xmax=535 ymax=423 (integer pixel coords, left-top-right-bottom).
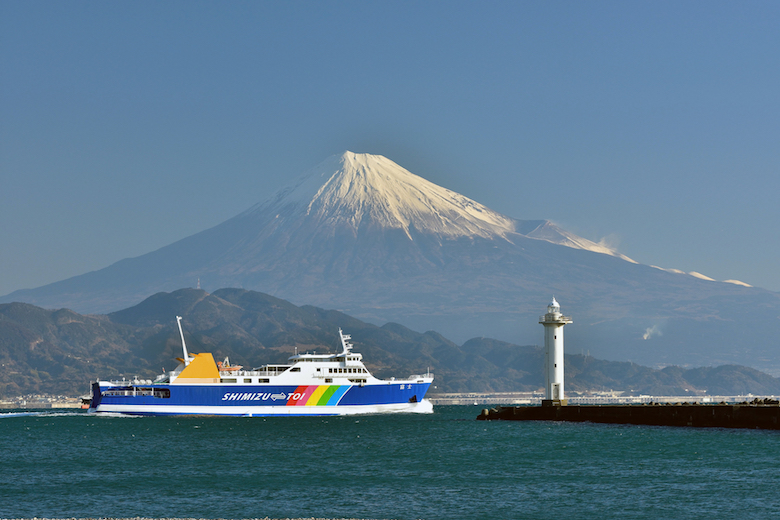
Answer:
xmin=2 ymin=1 xmax=779 ymax=297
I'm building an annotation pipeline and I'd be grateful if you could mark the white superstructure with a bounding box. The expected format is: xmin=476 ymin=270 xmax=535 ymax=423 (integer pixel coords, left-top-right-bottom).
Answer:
xmin=539 ymin=297 xmax=572 ymax=403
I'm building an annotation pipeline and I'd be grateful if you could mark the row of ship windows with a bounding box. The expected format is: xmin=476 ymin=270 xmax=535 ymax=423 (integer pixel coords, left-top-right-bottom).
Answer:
xmin=219 ymin=377 xmax=368 ymax=385
xmin=328 ymin=367 xmax=367 ymax=374
xmin=296 ymin=356 xmax=359 ymax=362
xmin=102 ymin=388 xmax=170 ymax=398
xmin=221 ymin=378 xmax=271 ymax=384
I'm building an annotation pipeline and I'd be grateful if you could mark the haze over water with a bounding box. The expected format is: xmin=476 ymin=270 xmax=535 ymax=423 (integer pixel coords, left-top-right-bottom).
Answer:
xmin=2 ymin=406 xmax=779 ymax=519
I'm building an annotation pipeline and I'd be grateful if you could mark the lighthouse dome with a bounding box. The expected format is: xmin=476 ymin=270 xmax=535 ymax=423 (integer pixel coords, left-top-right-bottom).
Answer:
xmin=547 ymin=297 xmax=560 ymax=314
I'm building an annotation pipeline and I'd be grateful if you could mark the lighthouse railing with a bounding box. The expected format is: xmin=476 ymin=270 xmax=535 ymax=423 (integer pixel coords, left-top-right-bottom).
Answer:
xmin=539 ymin=314 xmax=572 ymax=323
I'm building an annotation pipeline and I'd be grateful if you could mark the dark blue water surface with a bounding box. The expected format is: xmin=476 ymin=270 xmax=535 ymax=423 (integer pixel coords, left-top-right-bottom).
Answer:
xmin=1 ymin=406 xmax=779 ymax=519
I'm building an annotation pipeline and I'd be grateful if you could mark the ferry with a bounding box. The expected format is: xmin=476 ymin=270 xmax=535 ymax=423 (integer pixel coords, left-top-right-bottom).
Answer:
xmin=88 ymin=317 xmax=434 ymax=416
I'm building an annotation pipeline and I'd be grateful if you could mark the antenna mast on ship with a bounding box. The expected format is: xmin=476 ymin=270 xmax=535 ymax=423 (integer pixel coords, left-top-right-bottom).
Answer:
xmin=339 ymin=328 xmax=353 ymax=355
xmin=176 ymin=316 xmax=192 ymax=366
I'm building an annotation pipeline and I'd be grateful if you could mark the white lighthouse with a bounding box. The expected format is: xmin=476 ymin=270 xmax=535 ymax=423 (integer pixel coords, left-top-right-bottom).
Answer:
xmin=539 ymin=297 xmax=572 ymax=406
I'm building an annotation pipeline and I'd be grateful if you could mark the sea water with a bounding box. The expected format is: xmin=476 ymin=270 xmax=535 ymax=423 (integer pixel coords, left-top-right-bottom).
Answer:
xmin=1 ymin=406 xmax=779 ymax=520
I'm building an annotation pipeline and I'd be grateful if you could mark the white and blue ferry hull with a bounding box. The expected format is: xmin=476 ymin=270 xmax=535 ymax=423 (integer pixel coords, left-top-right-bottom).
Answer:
xmin=89 ymin=380 xmax=433 ymax=416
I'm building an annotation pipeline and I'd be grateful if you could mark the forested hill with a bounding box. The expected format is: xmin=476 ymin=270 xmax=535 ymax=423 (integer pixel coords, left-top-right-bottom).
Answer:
xmin=1 ymin=288 xmax=779 ymax=397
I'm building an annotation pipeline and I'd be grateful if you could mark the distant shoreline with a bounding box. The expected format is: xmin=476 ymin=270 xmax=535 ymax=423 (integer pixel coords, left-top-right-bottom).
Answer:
xmin=0 ymin=396 xmax=84 ymax=410
xmin=428 ymin=392 xmax=780 ymax=406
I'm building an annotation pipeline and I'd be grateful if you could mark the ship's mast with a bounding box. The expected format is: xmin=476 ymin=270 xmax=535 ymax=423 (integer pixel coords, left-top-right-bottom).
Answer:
xmin=176 ymin=316 xmax=191 ymax=366
xmin=339 ymin=328 xmax=353 ymax=355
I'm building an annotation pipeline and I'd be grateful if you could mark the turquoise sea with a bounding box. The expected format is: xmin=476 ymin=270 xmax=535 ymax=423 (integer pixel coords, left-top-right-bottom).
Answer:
xmin=1 ymin=405 xmax=779 ymax=520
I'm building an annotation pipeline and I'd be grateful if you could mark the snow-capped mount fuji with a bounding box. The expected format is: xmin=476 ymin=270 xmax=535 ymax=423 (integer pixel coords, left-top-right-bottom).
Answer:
xmin=240 ymin=151 xmax=629 ymax=258
xmin=257 ymin=152 xmax=517 ymax=240
xmin=3 ymin=151 xmax=780 ymax=372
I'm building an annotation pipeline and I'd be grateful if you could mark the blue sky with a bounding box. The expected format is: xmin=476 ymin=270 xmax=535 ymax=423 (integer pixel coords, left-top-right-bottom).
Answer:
xmin=2 ymin=1 xmax=779 ymax=297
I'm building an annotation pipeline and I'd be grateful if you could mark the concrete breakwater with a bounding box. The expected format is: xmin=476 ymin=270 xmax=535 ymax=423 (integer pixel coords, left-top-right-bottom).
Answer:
xmin=477 ymin=400 xmax=780 ymax=430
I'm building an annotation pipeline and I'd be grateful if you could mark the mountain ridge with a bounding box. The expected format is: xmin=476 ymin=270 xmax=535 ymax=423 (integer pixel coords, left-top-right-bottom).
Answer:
xmin=2 ymin=288 xmax=779 ymax=398
xmin=2 ymin=152 xmax=778 ymax=372
xmin=0 ymin=152 xmax=635 ymax=315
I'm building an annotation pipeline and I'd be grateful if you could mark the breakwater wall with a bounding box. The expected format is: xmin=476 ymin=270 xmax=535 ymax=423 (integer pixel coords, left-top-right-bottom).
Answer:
xmin=477 ymin=401 xmax=780 ymax=430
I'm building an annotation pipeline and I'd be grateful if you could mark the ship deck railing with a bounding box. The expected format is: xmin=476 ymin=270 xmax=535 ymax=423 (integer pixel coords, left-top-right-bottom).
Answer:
xmin=105 ymin=378 xmax=155 ymax=386
xmin=407 ymin=374 xmax=434 ymax=381
xmin=219 ymin=369 xmax=292 ymax=377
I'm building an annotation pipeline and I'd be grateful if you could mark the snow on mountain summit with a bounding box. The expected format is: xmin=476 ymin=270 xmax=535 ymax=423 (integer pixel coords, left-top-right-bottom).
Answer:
xmin=242 ymin=151 xmax=633 ymax=263
xmin=253 ymin=151 xmax=517 ymax=240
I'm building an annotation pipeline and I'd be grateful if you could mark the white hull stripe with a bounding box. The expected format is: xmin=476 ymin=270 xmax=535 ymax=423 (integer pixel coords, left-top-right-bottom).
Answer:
xmin=93 ymin=400 xmax=434 ymax=416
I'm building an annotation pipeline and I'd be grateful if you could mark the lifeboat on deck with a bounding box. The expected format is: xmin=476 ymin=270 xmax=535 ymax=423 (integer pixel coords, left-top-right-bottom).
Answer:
xmin=217 ymin=356 xmax=243 ymax=372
